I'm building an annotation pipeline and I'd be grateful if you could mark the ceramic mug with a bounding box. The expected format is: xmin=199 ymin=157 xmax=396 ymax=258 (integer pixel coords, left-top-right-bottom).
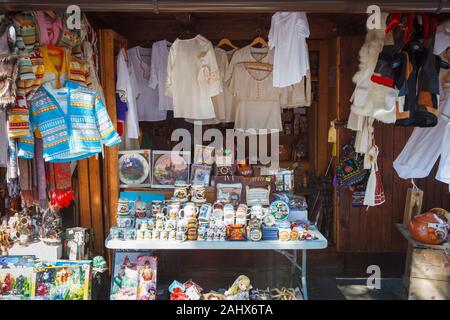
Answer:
xmin=137 ymin=230 xmax=145 ymax=240
xmin=198 ymin=203 xmax=212 ymax=222
xmin=236 ymin=204 xmax=249 ymax=224
xmin=163 ymin=202 xmax=181 ymax=221
xmin=197 ymin=225 xmax=207 ymax=241
xmin=176 ymin=231 xmax=187 ymax=242
xmin=144 ymin=230 xmax=153 ymax=240
xmin=191 ymin=184 xmax=206 ymax=203
xmin=117 ymin=198 xmax=130 ymax=216
xmin=249 ymin=205 xmax=269 ymax=220
xmin=151 ymin=200 xmax=164 ymax=217
xmin=134 ymin=200 xmax=147 ymax=218
xmin=173 ymin=182 xmax=189 ymax=202
xmin=223 ymin=204 xmax=235 ymax=225
xmin=179 ymin=202 xmax=199 ymax=220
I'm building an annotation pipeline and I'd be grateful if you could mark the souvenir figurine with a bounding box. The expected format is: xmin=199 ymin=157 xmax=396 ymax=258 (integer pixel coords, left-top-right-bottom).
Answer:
xmin=225 ymin=275 xmax=253 ymax=300
xmin=40 ymin=207 xmax=63 ymax=245
xmin=169 ymin=230 xmax=176 ymax=241
xmin=173 ymin=182 xmax=189 ymax=203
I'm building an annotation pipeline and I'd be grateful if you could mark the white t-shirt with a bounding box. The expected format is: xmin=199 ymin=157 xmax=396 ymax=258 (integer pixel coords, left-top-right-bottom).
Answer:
xmin=434 ymin=22 xmax=450 ymax=56
xmin=268 ymin=12 xmax=310 ymax=88
xmin=149 ymin=40 xmax=173 ymax=111
xmin=116 ymin=48 xmax=139 ymax=139
xmin=166 ymin=35 xmax=222 ymax=119
xmin=128 ymin=46 xmax=166 ymax=121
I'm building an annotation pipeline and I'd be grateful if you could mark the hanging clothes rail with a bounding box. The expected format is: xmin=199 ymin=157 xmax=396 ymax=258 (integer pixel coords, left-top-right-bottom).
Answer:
xmin=1 ymin=0 xmax=449 ymax=13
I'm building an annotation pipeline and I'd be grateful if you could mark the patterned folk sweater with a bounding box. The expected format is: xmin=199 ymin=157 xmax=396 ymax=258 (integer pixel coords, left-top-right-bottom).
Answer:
xmin=18 ymin=80 xmax=121 ymax=162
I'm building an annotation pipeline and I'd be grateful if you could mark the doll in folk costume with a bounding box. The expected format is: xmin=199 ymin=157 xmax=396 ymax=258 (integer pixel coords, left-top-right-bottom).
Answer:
xmin=225 ymin=275 xmax=252 ymax=300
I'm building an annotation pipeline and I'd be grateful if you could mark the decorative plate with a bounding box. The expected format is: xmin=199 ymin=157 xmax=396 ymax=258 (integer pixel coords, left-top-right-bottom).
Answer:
xmin=119 ymin=152 xmax=150 ymax=186
xmin=269 ymin=200 xmax=290 ymax=222
xmin=153 ymin=153 xmax=189 ymax=186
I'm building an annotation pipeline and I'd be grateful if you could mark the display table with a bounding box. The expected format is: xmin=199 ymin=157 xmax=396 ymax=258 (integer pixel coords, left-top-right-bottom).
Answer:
xmin=9 ymin=240 xmax=63 ymax=261
xmin=105 ymin=227 xmax=328 ymax=299
xmin=396 ymin=224 xmax=450 ymax=300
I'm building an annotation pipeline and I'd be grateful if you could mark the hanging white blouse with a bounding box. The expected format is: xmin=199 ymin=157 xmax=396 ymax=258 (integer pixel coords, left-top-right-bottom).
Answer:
xmin=211 ymin=47 xmax=237 ymax=123
xmin=116 ymin=48 xmax=139 ymax=140
xmin=149 ymin=40 xmax=173 ymax=111
xmin=229 ymin=63 xmax=283 ymax=133
xmin=166 ymin=35 xmax=222 ymax=119
xmin=394 ymin=84 xmax=450 ymax=192
xmin=268 ymin=12 xmax=310 ymax=88
xmin=128 ymin=46 xmax=166 ymax=121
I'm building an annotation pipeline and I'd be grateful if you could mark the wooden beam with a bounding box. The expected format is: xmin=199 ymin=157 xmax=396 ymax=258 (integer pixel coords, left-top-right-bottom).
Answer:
xmin=99 ymin=29 xmax=119 ymax=232
xmin=88 ymin=156 xmax=104 ymax=256
xmin=77 ymin=159 xmax=92 ymax=229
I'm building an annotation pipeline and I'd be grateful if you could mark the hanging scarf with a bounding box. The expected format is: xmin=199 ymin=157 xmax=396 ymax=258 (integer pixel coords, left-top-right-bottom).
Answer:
xmin=46 ymin=161 xmax=73 ymax=209
xmin=35 ymin=138 xmax=48 ymax=210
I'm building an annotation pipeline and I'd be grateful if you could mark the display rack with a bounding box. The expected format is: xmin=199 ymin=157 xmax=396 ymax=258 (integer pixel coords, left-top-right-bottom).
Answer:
xmin=105 ymin=227 xmax=328 ymax=300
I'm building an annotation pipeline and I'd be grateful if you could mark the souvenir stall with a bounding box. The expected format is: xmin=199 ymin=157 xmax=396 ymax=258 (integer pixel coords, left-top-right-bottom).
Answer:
xmin=0 ymin=0 xmax=449 ymax=301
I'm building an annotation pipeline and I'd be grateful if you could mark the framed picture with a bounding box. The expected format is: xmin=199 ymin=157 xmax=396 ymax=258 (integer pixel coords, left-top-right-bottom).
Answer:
xmin=118 ymin=150 xmax=151 ymax=188
xmin=151 ymin=150 xmax=191 ymax=188
xmin=193 ymin=145 xmax=215 ymax=165
xmin=190 ymin=164 xmax=212 ymax=186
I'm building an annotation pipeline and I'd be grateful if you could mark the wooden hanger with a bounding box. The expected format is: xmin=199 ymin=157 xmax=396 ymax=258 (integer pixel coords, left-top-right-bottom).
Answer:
xmin=242 ymin=61 xmax=273 ymax=72
xmin=217 ymin=38 xmax=238 ymax=50
xmin=248 ymin=36 xmax=268 ymax=48
xmin=45 ymin=11 xmax=57 ymax=19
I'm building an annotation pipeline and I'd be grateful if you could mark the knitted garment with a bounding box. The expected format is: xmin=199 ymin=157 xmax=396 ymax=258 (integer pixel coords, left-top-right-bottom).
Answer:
xmin=11 ymin=46 xmax=92 ymax=138
xmin=13 ymin=12 xmax=39 ymax=54
xmin=34 ymin=11 xmax=62 ymax=46
xmin=0 ymin=54 xmax=18 ymax=110
xmin=18 ymin=80 xmax=121 ymax=162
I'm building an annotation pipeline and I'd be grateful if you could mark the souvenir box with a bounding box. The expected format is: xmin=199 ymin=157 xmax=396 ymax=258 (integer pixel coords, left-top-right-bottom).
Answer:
xmin=32 ymin=263 xmax=91 ymax=300
xmin=110 ymin=251 xmax=156 ymax=300
xmin=225 ymin=224 xmax=247 ymax=241
xmin=0 ymin=255 xmax=35 ymax=300
xmin=63 ymin=227 xmax=91 ymax=261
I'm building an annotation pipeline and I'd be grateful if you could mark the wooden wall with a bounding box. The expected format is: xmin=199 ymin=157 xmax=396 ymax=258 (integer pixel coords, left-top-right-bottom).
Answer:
xmin=334 ymin=36 xmax=450 ymax=253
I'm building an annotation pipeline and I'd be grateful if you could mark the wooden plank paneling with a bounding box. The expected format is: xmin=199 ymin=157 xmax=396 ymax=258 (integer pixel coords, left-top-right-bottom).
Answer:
xmin=77 ymin=159 xmax=92 ymax=229
xmin=88 ymin=156 xmax=104 ymax=256
xmin=335 ymin=36 xmax=450 ymax=252
xmin=99 ymin=29 xmax=120 ymax=231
